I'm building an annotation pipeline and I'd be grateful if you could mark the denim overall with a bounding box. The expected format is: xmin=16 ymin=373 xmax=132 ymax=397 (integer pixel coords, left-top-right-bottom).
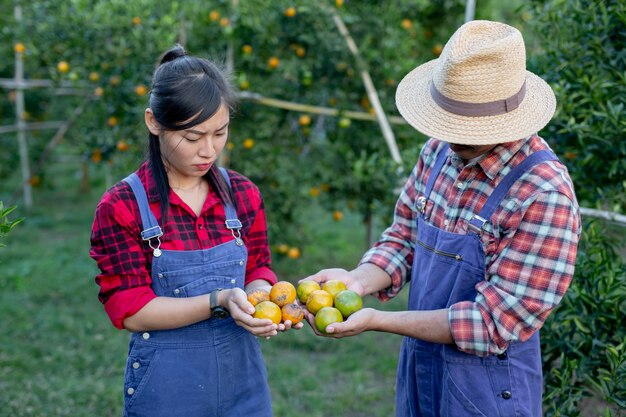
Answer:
xmin=121 ymin=170 xmax=272 ymax=417
xmin=396 ymin=145 xmax=557 ymax=417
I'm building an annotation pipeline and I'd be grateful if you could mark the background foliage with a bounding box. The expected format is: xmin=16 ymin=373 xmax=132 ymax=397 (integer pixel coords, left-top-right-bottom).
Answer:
xmin=1 ymin=0 xmax=625 ymax=416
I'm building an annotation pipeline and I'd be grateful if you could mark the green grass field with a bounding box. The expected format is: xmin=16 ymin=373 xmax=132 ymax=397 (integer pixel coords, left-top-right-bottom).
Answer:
xmin=0 ymin=163 xmax=406 ymax=417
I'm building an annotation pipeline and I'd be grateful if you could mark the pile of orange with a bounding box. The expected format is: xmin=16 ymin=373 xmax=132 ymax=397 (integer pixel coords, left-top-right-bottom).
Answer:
xmin=248 ymin=281 xmax=304 ymax=325
xmin=297 ymin=279 xmax=363 ymax=334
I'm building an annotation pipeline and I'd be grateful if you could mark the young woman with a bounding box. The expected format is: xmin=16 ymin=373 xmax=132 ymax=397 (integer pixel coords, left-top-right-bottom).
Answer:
xmin=90 ymin=45 xmax=296 ymax=417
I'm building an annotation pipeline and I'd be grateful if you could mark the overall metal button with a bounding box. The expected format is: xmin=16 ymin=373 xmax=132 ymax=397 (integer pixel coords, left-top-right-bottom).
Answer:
xmin=132 ymin=362 xmax=140 ymax=369
xmin=142 ymin=332 xmax=150 ymax=340
xmin=239 ymin=260 xmax=244 ymax=266
xmin=127 ymin=387 xmax=135 ymax=395
xmin=230 ymin=279 xmax=236 ymax=284
xmin=497 ymin=352 xmax=507 ymax=360
xmin=501 ymin=390 xmax=512 ymax=400
xmin=174 ymin=289 xmax=180 ymax=295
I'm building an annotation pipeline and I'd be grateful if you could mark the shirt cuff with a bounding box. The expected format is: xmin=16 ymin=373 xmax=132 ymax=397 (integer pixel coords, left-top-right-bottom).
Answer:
xmin=449 ymin=301 xmax=506 ymax=356
xmin=245 ymin=266 xmax=278 ymax=286
xmin=359 ymin=248 xmax=407 ymax=302
xmin=104 ymin=287 xmax=157 ymax=330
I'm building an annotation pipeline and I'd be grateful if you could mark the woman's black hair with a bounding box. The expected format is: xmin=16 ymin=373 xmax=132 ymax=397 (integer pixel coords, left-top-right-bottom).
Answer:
xmin=147 ymin=44 xmax=237 ymax=224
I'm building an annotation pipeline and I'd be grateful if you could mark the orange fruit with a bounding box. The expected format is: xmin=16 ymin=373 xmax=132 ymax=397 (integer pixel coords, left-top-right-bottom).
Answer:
xmin=335 ymin=0 xmax=344 ymax=7
xmin=268 ymin=56 xmax=280 ymax=69
xmin=286 ymin=247 xmax=301 ymax=259
xmin=314 ymin=307 xmax=343 ymax=334
xmin=57 ymin=61 xmax=70 ymax=73
xmin=276 ymin=243 xmax=289 ymax=254
xmin=281 ymin=303 xmax=304 ymax=324
xmin=242 ymin=44 xmax=253 ymax=54
xmin=134 ymin=84 xmax=148 ymax=96
xmin=132 ymin=16 xmax=141 ymax=25
xmin=432 ymin=44 xmax=443 ymax=57
xmin=309 ymin=187 xmax=320 ymax=197
xmin=321 ymin=280 xmax=347 ymax=299
xmin=243 ymin=138 xmax=255 ymax=149
xmin=284 ymin=7 xmax=296 ymax=17
xmin=14 ymin=43 xmax=26 ymax=54
xmin=297 ymin=281 xmax=320 ymax=304
xmin=334 ymin=290 xmax=362 ymax=318
xmin=338 ymin=117 xmax=351 ymax=128
xmin=116 ymin=140 xmax=129 ymax=152
xmin=298 ymin=114 xmax=311 ymax=126
xmin=270 ymin=281 xmax=297 ymax=307
xmin=107 ymin=116 xmax=118 ymax=127
xmin=209 ymin=10 xmax=220 ymax=21
xmin=219 ymin=17 xmax=230 ymax=27
xmin=332 ymin=210 xmax=344 ymax=221
xmin=253 ymin=301 xmax=281 ymax=324
xmin=401 ymin=19 xmax=413 ymax=30
xmin=247 ymin=289 xmax=270 ymax=307
xmin=306 ymin=290 xmax=333 ymax=314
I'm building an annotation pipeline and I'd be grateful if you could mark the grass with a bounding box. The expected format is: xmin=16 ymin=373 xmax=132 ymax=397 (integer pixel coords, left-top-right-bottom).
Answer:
xmin=0 ymin=161 xmax=406 ymax=417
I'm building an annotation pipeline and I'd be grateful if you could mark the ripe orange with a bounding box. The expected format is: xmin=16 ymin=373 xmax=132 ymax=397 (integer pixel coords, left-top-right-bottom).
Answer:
xmin=306 ymin=290 xmax=333 ymax=315
xmin=432 ymin=44 xmax=443 ymax=57
xmin=209 ymin=10 xmax=220 ymax=21
xmin=57 ymin=61 xmax=70 ymax=73
xmin=297 ymin=281 xmax=320 ymax=304
xmin=243 ymin=138 xmax=255 ymax=149
xmin=14 ymin=43 xmax=26 ymax=54
xmin=334 ymin=290 xmax=363 ymax=318
xmin=276 ymin=243 xmax=289 ymax=255
xmin=88 ymin=72 xmax=100 ymax=82
xmin=219 ymin=17 xmax=230 ymax=27
xmin=335 ymin=0 xmax=344 ymax=7
xmin=270 ymin=281 xmax=297 ymax=307
xmin=332 ymin=210 xmax=344 ymax=221
xmin=401 ymin=19 xmax=413 ymax=30
xmin=254 ymin=301 xmax=281 ymax=324
xmin=286 ymin=247 xmax=301 ymax=259
xmin=247 ymin=289 xmax=270 ymax=307
xmin=321 ymin=280 xmax=347 ymax=299
xmin=109 ymin=76 xmax=121 ymax=86
xmin=134 ymin=85 xmax=148 ymax=96
xmin=107 ymin=116 xmax=118 ymax=127
xmin=314 ymin=307 xmax=343 ymax=334
xmin=116 ymin=140 xmax=129 ymax=152
xmin=94 ymin=87 xmax=104 ymax=97
xmin=132 ymin=16 xmax=141 ymax=25
xmin=268 ymin=56 xmax=280 ymax=69
xmin=309 ymin=187 xmax=320 ymax=197
xmin=295 ymin=46 xmax=306 ymax=58
xmin=298 ymin=114 xmax=311 ymax=126
xmin=284 ymin=7 xmax=296 ymax=17
xmin=242 ymin=44 xmax=253 ymax=54
xmin=281 ymin=303 xmax=304 ymax=324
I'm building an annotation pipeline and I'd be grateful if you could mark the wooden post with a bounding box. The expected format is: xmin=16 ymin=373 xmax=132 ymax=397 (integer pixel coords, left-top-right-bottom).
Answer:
xmin=14 ymin=2 xmax=32 ymax=209
xmin=465 ymin=0 xmax=476 ymax=22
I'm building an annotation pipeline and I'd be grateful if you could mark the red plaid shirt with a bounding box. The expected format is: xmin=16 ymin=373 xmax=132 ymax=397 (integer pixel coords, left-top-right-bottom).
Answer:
xmin=361 ymin=135 xmax=581 ymax=355
xmin=90 ymin=162 xmax=277 ymax=329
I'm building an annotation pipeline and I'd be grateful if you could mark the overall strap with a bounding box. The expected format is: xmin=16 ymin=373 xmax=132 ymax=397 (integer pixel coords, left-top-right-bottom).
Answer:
xmin=417 ymin=143 xmax=449 ymax=213
xmin=218 ymin=167 xmax=244 ymax=245
xmin=467 ymin=150 xmax=558 ymax=234
xmin=122 ymin=173 xmax=163 ymax=241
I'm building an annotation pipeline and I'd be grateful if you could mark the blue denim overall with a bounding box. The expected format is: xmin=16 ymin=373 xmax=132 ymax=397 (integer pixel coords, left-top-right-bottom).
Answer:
xmin=121 ymin=170 xmax=272 ymax=417
xmin=396 ymin=145 xmax=557 ymax=417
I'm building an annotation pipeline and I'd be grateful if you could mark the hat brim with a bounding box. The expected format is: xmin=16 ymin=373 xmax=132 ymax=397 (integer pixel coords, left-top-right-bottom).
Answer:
xmin=395 ymin=60 xmax=556 ymax=145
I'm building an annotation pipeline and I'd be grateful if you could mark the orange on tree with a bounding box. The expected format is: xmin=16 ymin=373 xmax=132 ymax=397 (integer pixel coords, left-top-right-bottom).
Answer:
xmin=306 ymin=289 xmax=333 ymax=314
xmin=309 ymin=186 xmax=320 ymax=197
xmin=332 ymin=210 xmax=344 ymax=221
xmin=94 ymin=87 xmax=104 ymax=97
xmin=219 ymin=17 xmax=230 ymax=28
xmin=110 ymin=75 xmax=121 ymax=86
xmin=335 ymin=0 xmax=344 ymax=7
xmin=334 ymin=290 xmax=363 ymax=318
xmin=296 ymin=280 xmax=320 ymax=304
xmin=253 ymin=301 xmax=282 ymax=324
xmin=276 ymin=243 xmax=289 ymax=254
xmin=209 ymin=10 xmax=220 ymax=21
xmin=116 ymin=140 xmax=129 ymax=152
xmin=242 ymin=44 xmax=253 ymax=54
xmin=284 ymin=7 xmax=296 ymax=17
xmin=89 ymin=71 xmax=100 ymax=82
xmin=247 ymin=288 xmax=270 ymax=307
xmin=281 ymin=303 xmax=304 ymax=325
xmin=134 ymin=84 xmax=148 ymax=96
xmin=107 ymin=116 xmax=118 ymax=127
xmin=14 ymin=43 xmax=26 ymax=53
xmin=432 ymin=43 xmax=443 ymax=56
xmin=338 ymin=117 xmax=351 ymax=128
xmin=268 ymin=56 xmax=280 ymax=69
xmin=243 ymin=138 xmax=255 ymax=149
xmin=298 ymin=114 xmax=311 ymax=126
xmin=401 ymin=19 xmax=413 ymax=30
xmin=57 ymin=61 xmax=70 ymax=73
xmin=295 ymin=46 xmax=306 ymax=58
xmin=269 ymin=281 xmax=297 ymax=307
xmin=315 ymin=307 xmax=343 ymax=334
xmin=286 ymin=247 xmax=301 ymax=259
xmin=132 ymin=16 xmax=141 ymax=25
xmin=321 ymin=279 xmax=347 ymax=299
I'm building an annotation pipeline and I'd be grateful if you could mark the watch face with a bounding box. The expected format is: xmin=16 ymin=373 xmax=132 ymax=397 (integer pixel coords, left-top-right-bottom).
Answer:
xmin=211 ymin=307 xmax=230 ymax=319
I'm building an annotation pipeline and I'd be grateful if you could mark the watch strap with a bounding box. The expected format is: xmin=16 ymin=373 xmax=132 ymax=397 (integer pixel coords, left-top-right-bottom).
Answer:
xmin=210 ymin=289 xmax=222 ymax=310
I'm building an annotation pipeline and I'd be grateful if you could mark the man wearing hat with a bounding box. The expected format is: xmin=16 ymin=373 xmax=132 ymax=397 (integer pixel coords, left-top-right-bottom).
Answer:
xmin=302 ymin=20 xmax=580 ymax=416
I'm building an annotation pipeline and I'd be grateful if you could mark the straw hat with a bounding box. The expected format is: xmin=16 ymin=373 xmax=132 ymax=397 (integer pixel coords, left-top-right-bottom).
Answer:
xmin=395 ymin=20 xmax=556 ymax=145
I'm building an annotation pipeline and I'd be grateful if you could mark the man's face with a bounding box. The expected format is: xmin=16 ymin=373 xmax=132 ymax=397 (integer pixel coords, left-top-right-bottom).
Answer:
xmin=449 ymin=143 xmax=497 ymax=160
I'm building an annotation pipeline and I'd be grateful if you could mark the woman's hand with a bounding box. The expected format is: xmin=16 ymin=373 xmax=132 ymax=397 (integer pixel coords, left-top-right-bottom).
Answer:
xmin=220 ymin=288 xmax=278 ymax=337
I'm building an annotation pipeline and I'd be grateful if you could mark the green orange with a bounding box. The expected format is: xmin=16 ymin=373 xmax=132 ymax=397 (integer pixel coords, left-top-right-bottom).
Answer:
xmin=314 ymin=307 xmax=343 ymax=334
xmin=334 ymin=290 xmax=363 ymax=318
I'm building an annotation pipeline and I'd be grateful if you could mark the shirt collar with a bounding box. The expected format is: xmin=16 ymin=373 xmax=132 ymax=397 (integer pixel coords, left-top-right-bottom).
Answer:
xmin=450 ymin=138 xmax=528 ymax=180
xmin=137 ymin=162 xmax=162 ymax=203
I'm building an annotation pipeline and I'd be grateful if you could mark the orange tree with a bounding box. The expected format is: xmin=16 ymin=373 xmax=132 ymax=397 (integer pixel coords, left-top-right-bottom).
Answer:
xmin=0 ymin=0 xmax=468 ymax=252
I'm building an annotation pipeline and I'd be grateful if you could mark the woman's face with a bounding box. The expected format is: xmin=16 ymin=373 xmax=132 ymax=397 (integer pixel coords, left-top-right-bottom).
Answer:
xmin=146 ymin=103 xmax=230 ymax=184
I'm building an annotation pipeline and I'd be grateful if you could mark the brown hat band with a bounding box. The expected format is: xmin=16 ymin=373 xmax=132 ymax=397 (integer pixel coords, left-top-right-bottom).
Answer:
xmin=430 ymin=80 xmax=527 ymax=117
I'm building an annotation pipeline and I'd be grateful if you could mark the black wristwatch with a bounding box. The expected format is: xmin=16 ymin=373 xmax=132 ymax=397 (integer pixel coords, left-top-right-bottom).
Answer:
xmin=209 ymin=289 xmax=230 ymax=319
